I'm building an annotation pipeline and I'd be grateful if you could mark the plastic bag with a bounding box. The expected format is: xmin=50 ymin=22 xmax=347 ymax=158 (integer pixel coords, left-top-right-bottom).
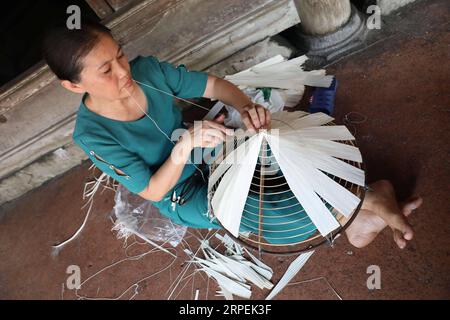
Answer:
xmin=111 ymin=184 xmax=187 ymax=247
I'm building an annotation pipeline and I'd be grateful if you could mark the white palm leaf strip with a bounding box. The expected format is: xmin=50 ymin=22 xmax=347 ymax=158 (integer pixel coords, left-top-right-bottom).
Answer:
xmin=208 ymin=133 xmax=249 ymax=192
xmin=211 ymin=134 xmax=263 ymax=236
xmin=210 ymin=135 xmax=260 ymax=233
xmin=212 ymin=237 xmax=274 ymax=286
xmin=233 ymin=55 xmax=308 ymax=77
xmin=230 ymin=54 xmax=287 ymax=78
xmin=272 ymin=112 xmax=335 ymax=133
xmin=280 ymin=125 xmax=356 ymax=140
xmin=225 ymin=54 xmax=286 ymax=92
xmin=216 ymin=287 xmax=234 ymax=300
xmin=271 ymin=110 xmax=309 ymax=122
xmin=272 ymin=111 xmax=334 ymax=134
xmin=287 ymin=144 xmax=365 ymax=187
xmin=185 ymin=236 xmax=274 ymax=299
xmin=242 ymin=248 xmax=273 ymax=280
xmin=200 ymin=266 xmax=252 ymax=299
xmin=203 ymin=243 xmax=273 ymax=290
xmin=225 ymin=76 xmax=331 ymax=91
xmin=208 ymin=131 xmax=251 ymax=190
xmin=230 ymin=69 xmax=327 ymax=81
xmin=274 ymin=140 xmax=362 ymax=217
xmin=226 ymin=56 xmax=329 ymax=81
xmin=184 ymin=248 xmax=251 ymax=299
xmin=232 ymin=259 xmax=273 ymax=282
xmin=272 ymin=120 xmax=363 ymax=217
xmin=285 ymin=112 xmax=335 ymax=129
xmin=266 ymin=250 xmax=315 ymax=300
xmin=278 ymin=134 xmax=364 ymax=185
xmin=271 ymin=110 xmax=309 ymax=131
xmin=272 ymin=111 xmax=362 ymax=162
xmin=203 ymin=55 xmax=298 ymax=122
xmin=253 ymin=55 xmax=309 ymax=72
xmin=295 ymin=138 xmax=363 ymax=163
xmin=265 ymin=133 xmax=340 ymax=236
xmin=225 ymin=55 xmax=333 ymax=89
xmin=52 ymin=171 xmax=112 ymax=254
xmin=191 ymin=254 xmax=243 ymax=282
xmin=237 ymin=57 xmax=312 ymax=80
xmin=216 ymin=233 xmax=273 ymax=281
xmin=199 ymin=244 xmax=246 ymax=282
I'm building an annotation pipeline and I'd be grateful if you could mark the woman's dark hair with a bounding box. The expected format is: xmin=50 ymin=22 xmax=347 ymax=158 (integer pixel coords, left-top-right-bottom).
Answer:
xmin=41 ymin=20 xmax=112 ymax=83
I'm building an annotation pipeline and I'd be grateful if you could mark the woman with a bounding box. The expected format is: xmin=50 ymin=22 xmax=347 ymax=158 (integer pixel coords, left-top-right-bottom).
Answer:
xmin=42 ymin=21 xmax=422 ymax=249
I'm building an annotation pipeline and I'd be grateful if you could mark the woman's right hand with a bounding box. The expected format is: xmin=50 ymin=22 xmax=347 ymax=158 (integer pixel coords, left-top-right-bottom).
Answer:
xmin=180 ymin=114 xmax=234 ymax=149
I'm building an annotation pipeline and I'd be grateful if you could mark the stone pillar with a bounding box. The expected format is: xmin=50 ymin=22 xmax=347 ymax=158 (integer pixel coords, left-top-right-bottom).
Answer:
xmin=294 ymin=0 xmax=351 ymax=36
xmin=292 ymin=0 xmax=367 ymax=65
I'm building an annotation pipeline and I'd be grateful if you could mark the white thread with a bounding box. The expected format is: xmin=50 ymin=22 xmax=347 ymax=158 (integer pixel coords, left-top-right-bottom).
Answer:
xmin=342 ymin=112 xmax=367 ymax=136
xmin=288 ymin=276 xmax=342 ymax=300
xmin=134 ymin=79 xmax=210 ymax=112
xmin=124 ymin=80 xmax=206 ymax=181
xmin=124 ymin=85 xmax=176 ymax=144
xmin=52 ymin=171 xmax=113 ymax=255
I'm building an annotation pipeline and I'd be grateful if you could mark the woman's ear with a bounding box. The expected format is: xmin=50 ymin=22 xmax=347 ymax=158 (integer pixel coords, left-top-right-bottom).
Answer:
xmin=61 ymin=80 xmax=85 ymax=94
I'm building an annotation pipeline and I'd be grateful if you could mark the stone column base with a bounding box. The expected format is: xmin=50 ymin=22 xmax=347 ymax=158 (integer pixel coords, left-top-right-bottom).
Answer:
xmin=293 ymin=4 xmax=368 ymax=65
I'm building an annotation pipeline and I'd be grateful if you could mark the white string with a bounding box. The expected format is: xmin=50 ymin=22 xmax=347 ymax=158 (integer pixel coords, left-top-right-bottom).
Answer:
xmin=134 ymin=79 xmax=211 ymax=112
xmin=342 ymin=111 xmax=368 ymax=136
xmin=287 ymin=276 xmax=342 ymax=300
xmin=166 ymin=229 xmax=218 ymax=299
xmin=124 ymin=84 xmax=175 ymax=143
xmin=124 ymin=80 xmax=207 ymax=181
xmin=74 ymin=232 xmax=179 ymax=300
xmin=51 ymin=171 xmax=112 ymax=255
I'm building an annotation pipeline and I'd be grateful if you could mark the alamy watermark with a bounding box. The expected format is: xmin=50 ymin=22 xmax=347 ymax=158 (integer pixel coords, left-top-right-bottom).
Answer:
xmin=366 ymin=265 xmax=381 ymax=290
xmin=170 ymin=122 xmax=281 ymax=174
xmin=366 ymin=5 xmax=381 ymax=30
xmin=66 ymin=5 xmax=81 ymax=30
xmin=66 ymin=264 xmax=81 ymax=290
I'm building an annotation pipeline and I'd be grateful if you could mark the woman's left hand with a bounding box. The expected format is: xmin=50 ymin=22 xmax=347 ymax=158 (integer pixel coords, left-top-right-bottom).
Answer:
xmin=239 ymin=102 xmax=271 ymax=132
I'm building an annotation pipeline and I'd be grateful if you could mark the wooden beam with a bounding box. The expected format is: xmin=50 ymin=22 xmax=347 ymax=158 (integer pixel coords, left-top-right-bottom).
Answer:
xmin=85 ymin=0 xmax=114 ymax=19
xmin=106 ymin=0 xmax=133 ymax=11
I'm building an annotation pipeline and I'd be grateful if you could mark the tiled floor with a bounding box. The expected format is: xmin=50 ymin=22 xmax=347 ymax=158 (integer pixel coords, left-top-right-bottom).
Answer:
xmin=0 ymin=0 xmax=448 ymax=299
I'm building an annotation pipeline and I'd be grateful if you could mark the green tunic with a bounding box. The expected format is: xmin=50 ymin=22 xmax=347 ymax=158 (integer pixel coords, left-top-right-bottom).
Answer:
xmin=73 ymin=55 xmax=318 ymax=243
xmin=73 ymin=55 xmax=218 ymax=229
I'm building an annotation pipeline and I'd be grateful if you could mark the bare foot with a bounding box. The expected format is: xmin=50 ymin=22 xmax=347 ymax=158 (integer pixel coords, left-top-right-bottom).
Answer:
xmin=345 ymin=180 xmax=423 ymax=249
